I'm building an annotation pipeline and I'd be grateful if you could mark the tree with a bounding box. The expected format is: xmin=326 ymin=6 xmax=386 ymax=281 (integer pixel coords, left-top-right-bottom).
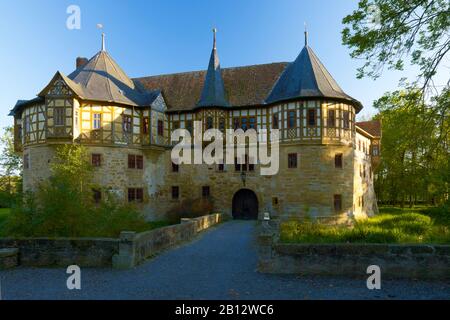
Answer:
xmin=0 ymin=126 xmax=22 ymax=206
xmin=374 ymin=90 xmax=448 ymax=206
xmin=342 ymin=0 xmax=450 ymax=89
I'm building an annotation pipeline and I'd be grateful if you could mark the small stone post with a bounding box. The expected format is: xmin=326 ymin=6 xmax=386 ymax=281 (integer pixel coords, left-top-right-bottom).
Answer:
xmin=112 ymin=231 xmax=137 ymax=269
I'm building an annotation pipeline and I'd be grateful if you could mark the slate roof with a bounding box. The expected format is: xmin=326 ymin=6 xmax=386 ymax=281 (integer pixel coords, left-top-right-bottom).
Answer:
xmin=265 ymin=46 xmax=362 ymax=111
xmin=196 ymin=32 xmax=229 ymax=108
xmin=66 ymin=50 xmax=155 ymax=106
xmin=356 ymin=120 xmax=382 ymax=137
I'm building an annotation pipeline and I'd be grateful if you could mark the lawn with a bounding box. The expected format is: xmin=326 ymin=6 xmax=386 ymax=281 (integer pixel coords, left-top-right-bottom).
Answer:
xmin=280 ymin=206 xmax=450 ymax=244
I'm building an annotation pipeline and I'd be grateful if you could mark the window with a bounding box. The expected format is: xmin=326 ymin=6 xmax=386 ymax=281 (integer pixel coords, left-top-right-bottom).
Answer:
xmin=93 ymin=113 xmax=101 ymax=130
xmin=372 ymin=145 xmax=379 ymax=156
xmin=307 ymin=109 xmax=316 ymax=126
xmin=128 ymin=188 xmax=135 ymax=202
xmin=24 ymin=116 xmax=31 ymax=134
xmin=172 ymin=162 xmax=179 ymax=172
xmin=235 ymin=155 xmax=254 ymax=172
xmin=128 ymin=188 xmax=144 ymax=202
xmin=206 ymin=117 xmax=213 ymax=129
xmin=272 ymin=197 xmax=279 ymax=206
xmin=327 ymin=110 xmax=335 ymax=128
xmin=122 ymin=115 xmax=132 ymax=133
xmin=288 ymin=111 xmax=296 ymax=128
xmin=172 ymin=121 xmax=180 ymax=130
xmin=92 ymin=154 xmax=101 ymax=167
xmin=157 ymin=120 xmax=164 ymax=136
xmin=172 ymin=186 xmax=179 ymax=199
xmin=136 ymin=155 xmax=143 ymax=169
xmin=334 ymin=194 xmax=342 ymax=212
xmin=360 ymin=164 xmax=363 ymax=177
xmin=186 ymin=120 xmax=193 ymax=135
xmin=272 ymin=114 xmax=279 ymax=129
xmin=288 ymin=153 xmax=297 ymax=168
xmin=234 ymin=117 xmax=257 ymax=131
xmin=362 ymin=196 xmax=365 ymax=208
xmin=233 ymin=117 xmax=240 ymax=130
xmin=219 ymin=117 xmax=225 ymax=131
xmin=363 ymin=165 xmax=366 ymax=178
xmin=74 ymin=111 xmax=79 ymax=127
xmin=234 ymin=158 xmax=241 ymax=172
xmin=335 ymin=153 xmax=343 ymax=169
xmin=24 ymin=154 xmax=30 ymax=169
xmin=202 ymin=186 xmax=210 ymax=198
xmin=93 ymin=189 xmax=102 ymax=204
xmin=218 ymin=163 xmax=224 ymax=171
xmin=128 ymin=155 xmax=136 ymax=169
xmin=343 ymin=111 xmax=350 ymax=129
xmin=248 ymin=117 xmax=256 ymax=130
xmin=17 ymin=125 xmax=22 ymax=140
xmin=143 ymin=117 xmax=150 ymax=134
xmin=54 ymin=108 xmax=64 ymax=126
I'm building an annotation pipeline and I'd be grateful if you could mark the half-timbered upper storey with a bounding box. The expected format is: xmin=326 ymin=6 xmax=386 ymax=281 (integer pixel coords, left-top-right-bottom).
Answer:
xmin=10 ymin=31 xmax=378 ymax=155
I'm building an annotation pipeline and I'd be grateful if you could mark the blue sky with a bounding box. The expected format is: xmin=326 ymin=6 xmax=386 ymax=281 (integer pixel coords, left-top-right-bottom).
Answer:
xmin=0 ymin=0 xmax=426 ymax=130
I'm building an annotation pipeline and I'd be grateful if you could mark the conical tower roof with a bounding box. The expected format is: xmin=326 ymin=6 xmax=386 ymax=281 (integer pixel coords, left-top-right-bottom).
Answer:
xmin=197 ymin=29 xmax=229 ymax=108
xmin=67 ymin=49 xmax=150 ymax=106
xmin=266 ymin=45 xmax=362 ymax=110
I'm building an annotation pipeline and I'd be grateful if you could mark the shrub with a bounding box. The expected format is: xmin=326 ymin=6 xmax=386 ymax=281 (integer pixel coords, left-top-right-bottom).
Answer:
xmin=4 ymin=145 xmax=156 ymax=238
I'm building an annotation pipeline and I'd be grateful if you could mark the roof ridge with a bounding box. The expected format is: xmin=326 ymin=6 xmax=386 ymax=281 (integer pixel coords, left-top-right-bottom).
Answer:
xmin=133 ymin=61 xmax=289 ymax=80
xmin=101 ymin=52 xmax=115 ymax=102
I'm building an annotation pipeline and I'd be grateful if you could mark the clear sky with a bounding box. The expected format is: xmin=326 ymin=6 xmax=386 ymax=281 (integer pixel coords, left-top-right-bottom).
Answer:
xmin=0 ymin=0 xmax=425 ymax=131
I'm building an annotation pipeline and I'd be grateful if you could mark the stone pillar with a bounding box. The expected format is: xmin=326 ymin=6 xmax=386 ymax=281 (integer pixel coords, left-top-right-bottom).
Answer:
xmin=112 ymin=231 xmax=137 ymax=270
xmin=257 ymin=221 xmax=276 ymax=272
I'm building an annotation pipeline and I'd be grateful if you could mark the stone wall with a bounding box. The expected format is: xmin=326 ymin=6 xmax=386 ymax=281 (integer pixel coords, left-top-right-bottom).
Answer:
xmin=258 ymin=231 xmax=450 ymax=279
xmin=112 ymin=213 xmax=225 ymax=269
xmin=0 ymin=238 xmax=119 ymax=267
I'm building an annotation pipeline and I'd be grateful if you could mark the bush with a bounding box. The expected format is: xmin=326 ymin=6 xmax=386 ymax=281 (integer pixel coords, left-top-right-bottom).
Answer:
xmin=3 ymin=145 xmax=159 ymax=238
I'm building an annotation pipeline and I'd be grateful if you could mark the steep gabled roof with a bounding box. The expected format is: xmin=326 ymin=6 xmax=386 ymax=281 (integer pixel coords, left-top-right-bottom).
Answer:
xmin=265 ymin=45 xmax=362 ymax=111
xmin=196 ymin=30 xmax=229 ymax=108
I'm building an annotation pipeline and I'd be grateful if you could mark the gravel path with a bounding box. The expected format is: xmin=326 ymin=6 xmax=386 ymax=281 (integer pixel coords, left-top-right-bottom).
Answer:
xmin=0 ymin=220 xmax=449 ymax=300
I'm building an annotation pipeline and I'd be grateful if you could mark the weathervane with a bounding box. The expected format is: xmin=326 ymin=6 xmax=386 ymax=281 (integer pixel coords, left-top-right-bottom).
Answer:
xmin=97 ymin=23 xmax=105 ymax=51
xmin=304 ymin=22 xmax=308 ymax=46
xmin=213 ymin=27 xmax=217 ymax=50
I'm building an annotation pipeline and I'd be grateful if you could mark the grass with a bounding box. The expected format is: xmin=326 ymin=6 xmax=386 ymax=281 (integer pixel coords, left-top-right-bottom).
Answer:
xmin=0 ymin=207 xmax=171 ymax=238
xmin=280 ymin=206 xmax=450 ymax=244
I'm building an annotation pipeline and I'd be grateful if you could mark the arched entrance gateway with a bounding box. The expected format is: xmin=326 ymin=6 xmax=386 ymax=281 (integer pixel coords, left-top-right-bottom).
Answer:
xmin=232 ymin=189 xmax=259 ymax=220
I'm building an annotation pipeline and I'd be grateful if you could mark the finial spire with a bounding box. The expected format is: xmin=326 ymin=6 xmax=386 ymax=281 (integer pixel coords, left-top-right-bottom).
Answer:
xmin=101 ymin=32 xmax=106 ymax=51
xmin=304 ymin=22 xmax=308 ymax=46
xmin=213 ymin=27 xmax=217 ymax=50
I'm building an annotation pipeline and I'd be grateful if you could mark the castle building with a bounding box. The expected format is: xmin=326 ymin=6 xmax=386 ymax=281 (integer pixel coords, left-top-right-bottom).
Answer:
xmin=10 ymin=31 xmax=381 ymax=222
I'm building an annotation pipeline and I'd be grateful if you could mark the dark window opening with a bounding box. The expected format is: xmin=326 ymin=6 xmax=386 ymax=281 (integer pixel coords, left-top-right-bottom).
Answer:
xmin=157 ymin=120 xmax=164 ymax=136
xmin=288 ymin=153 xmax=297 ymax=168
xmin=202 ymin=186 xmax=210 ymax=198
xmin=136 ymin=155 xmax=143 ymax=169
xmin=172 ymin=186 xmax=179 ymax=199
xmin=143 ymin=117 xmax=150 ymax=134
xmin=172 ymin=162 xmax=179 ymax=172
xmin=272 ymin=114 xmax=279 ymax=129
xmin=328 ymin=110 xmax=335 ymax=128
xmin=334 ymin=194 xmax=342 ymax=212
xmin=92 ymin=154 xmax=101 ymax=167
xmin=307 ymin=109 xmax=316 ymax=126
xmin=128 ymin=155 xmax=136 ymax=169
xmin=335 ymin=153 xmax=343 ymax=169
xmin=343 ymin=111 xmax=350 ymax=129
xmin=288 ymin=111 xmax=296 ymax=128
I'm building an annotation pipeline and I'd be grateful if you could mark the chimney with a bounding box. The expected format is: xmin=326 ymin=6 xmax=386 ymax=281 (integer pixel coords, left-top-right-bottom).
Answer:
xmin=76 ymin=57 xmax=88 ymax=69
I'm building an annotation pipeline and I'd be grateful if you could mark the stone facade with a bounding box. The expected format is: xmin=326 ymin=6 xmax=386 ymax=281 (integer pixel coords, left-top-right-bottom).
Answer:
xmin=11 ymin=36 xmax=381 ymax=223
